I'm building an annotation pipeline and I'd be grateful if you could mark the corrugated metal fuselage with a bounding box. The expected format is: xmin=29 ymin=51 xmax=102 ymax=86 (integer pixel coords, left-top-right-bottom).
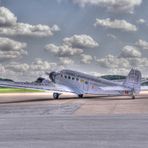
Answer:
xmin=53 ymin=69 xmax=130 ymax=95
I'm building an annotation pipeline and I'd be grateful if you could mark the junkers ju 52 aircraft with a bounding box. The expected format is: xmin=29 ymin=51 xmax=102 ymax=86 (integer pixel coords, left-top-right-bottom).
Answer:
xmin=0 ymin=69 xmax=141 ymax=99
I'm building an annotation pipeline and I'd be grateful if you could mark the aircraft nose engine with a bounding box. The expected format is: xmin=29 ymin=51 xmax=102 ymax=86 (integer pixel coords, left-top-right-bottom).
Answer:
xmin=49 ymin=72 xmax=56 ymax=82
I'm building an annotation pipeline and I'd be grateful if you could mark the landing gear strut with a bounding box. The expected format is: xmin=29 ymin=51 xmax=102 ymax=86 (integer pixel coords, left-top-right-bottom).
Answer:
xmin=53 ymin=92 xmax=60 ymax=99
xmin=78 ymin=94 xmax=83 ymax=98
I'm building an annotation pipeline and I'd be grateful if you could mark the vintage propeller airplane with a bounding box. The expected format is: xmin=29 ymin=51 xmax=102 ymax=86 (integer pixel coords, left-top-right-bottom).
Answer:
xmin=0 ymin=69 xmax=142 ymax=99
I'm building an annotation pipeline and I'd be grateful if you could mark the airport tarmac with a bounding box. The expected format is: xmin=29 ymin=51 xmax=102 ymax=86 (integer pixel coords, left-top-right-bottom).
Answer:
xmin=0 ymin=91 xmax=148 ymax=115
xmin=0 ymin=92 xmax=148 ymax=148
xmin=0 ymin=115 xmax=148 ymax=148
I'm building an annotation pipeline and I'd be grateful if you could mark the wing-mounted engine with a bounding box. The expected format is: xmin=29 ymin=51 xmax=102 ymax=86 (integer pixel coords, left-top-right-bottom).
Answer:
xmin=46 ymin=72 xmax=56 ymax=83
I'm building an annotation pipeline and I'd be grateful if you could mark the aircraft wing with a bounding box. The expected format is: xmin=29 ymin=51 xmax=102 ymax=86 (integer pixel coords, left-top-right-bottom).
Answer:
xmin=0 ymin=81 xmax=75 ymax=93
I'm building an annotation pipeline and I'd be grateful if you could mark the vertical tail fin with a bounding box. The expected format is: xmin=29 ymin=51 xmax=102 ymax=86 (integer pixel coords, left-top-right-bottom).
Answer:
xmin=123 ymin=69 xmax=141 ymax=94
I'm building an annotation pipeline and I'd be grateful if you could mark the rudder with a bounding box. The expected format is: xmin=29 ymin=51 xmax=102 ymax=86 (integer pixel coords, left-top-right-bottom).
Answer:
xmin=123 ymin=69 xmax=141 ymax=94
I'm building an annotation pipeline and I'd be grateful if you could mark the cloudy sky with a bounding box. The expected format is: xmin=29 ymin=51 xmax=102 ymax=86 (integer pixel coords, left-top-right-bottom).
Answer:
xmin=0 ymin=0 xmax=148 ymax=81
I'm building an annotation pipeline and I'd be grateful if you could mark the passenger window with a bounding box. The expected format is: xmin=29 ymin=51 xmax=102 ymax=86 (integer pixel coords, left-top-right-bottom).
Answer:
xmin=76 ymin=78 xmax=79 ymax=81
xmin=61 ymin=74 xmax=63 ymax=77
xmin=68 ymin=76 xmax=71 ymax=79
xmin=72 ymin=77 xmax=75 ymax=80
xmin=65 ymin=75 xmax=67 ymax=79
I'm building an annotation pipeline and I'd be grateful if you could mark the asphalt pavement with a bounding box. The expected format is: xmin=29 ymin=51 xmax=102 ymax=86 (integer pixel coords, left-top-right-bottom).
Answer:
xmin=0 ymin=115 xmax=148 ymax=148
xmin=0 ymin=92 xmax=148 ymax=148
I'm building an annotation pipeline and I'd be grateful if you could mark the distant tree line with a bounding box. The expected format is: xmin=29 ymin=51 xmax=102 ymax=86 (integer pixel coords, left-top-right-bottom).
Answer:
xmin=101 ymin=75 xmax=126 ymax=80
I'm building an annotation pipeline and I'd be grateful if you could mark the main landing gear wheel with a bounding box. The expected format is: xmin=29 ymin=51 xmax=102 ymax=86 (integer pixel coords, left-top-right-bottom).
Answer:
xmin=78 ymin=94 xmax=83 ymax=98
xmin=53 ymin=93 xmax=60 ymax=99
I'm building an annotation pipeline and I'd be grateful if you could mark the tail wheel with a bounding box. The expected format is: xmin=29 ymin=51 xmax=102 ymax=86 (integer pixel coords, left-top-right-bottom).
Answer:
xmin=78 ymin=94 xmax=83 ymax=98
xmin=132 ymin=95 xmax=135 ymax=99
xmin=53 ymin=93 xmax=60 ymax=99
xmin=131 ymin=91 xmax=135 ymax=99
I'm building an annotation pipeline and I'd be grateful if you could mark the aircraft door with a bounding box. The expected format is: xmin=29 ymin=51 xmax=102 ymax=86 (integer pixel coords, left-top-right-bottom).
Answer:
xmin=83 ymin=80 xmax=89 ymax=92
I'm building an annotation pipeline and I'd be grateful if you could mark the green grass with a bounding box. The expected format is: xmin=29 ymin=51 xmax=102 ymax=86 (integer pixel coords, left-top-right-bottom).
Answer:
xmin=0 ymin=88 xmax=44 ymax=93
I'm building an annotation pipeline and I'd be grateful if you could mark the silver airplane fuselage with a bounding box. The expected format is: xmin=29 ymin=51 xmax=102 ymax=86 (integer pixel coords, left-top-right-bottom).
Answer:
xmin=49 ymin=69 xmax=132 ymax=96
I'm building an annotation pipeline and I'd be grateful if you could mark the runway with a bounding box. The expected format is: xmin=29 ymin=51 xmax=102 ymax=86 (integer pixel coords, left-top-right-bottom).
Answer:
xmin=0 ymin=115 xmax=148 ymax=148
xmin=0 ymin=92 xmax=148 ymax=147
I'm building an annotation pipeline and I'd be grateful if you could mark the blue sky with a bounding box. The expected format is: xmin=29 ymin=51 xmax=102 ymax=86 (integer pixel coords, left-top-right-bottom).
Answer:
xmin=0 ymin=0 xmax=148 ymax=81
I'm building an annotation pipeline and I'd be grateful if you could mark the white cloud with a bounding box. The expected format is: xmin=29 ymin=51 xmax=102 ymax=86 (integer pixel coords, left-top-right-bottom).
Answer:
xmin=89 ymin=71 xmax=103 ymax=77
xmin=0 ymin=23 xmax=59 ymax=37
xmin=102 ymin=42 xmax=148 ymax=74
xmin=45 ymin=44 xmax=59 ymax=53
xmin=59 ymin=57 xmax=74 ymax=65
xmin=107 ymin=68 xmax=130 ymax=75
xmin=0 ymin=7 xmax=17 ymax=26
xmin=0 ymin=37 xmax=27 ymax=61
xmin=0 ymin=64 xmax=6 ymax=74
xmin=96 ymin=54 xmax=148 ymax=75
xmin=45 ymin=44 xmax=83 ymax=56
xmin=0 ymin=7 xmax=60 ymax=37
xmin=6 ymin=63 xmax=29 ymax=73
xmin=96 ymin=54 xmax=130 ymax=69
xmin=95 ymin=43 xmax=148 ymax=75
xmin=30 ymin=58 xmax=57 ymax=71
xmin=63 ymin=34 xmax=99 ymax=48
xmin=81 ymin=54 xmax=93 ymax=64
xmin=137 ymin=19 xmax=146 ymax=24
xmin=135 ymin=39 xmax=148 ymax=50
xmin=107 ymin=33 xmax=117 ymax=39
xmin=94 ymin=18 xmax=137 ymax=32
xmin=45 ymin=34 xmax=99 ymax=57
xmin=72 ymin=0 xmax=142 ymax=13
xmin=119 ymin=45 xmax=141 ymax=58
xmin=3 ymin=59 xmax=57 ymax=81
xmin=51 ymin=24 xmax=60 ymax=32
